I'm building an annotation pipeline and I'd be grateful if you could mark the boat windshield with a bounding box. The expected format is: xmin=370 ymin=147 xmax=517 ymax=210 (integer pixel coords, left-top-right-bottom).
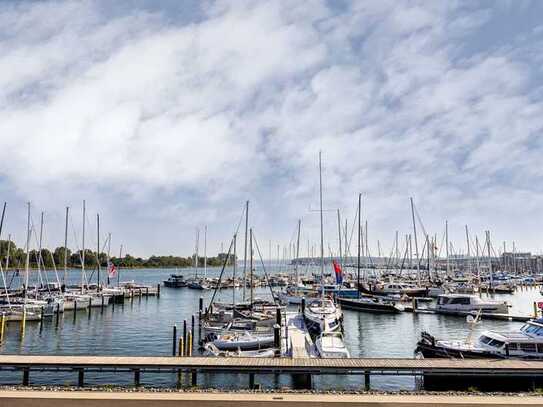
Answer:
xmin=521 ymin=323 xmax=543 ymax=336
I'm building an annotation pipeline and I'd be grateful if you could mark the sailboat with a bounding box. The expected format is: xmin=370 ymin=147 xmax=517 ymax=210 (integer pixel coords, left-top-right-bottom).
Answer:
xmin=303 ymin=152 xmax=343 ymax=335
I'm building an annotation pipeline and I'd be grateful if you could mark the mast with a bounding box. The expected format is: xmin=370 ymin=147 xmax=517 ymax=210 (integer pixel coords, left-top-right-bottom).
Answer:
xmin=63 ymin=207 xmax=69 ymax=288
xmin=357 ymin=193 xmax=361 ymax=298
xmin=295 ymin=219 xmax=301 ymax=294
xmin=38 ymin=211 xmax=44 ymax=284
xmin=445 ymin=220 xmax=450 ymax=278
xmin=24 ymin=202 xmax=31 ymax=302
xmin=5 ymin=234 xmax=11 ymax=271
xmin=117 ymin=244 xmax=123 ymax=286
xmin=204 ymin=225 xmax=207 ymax=280
xmin=337 ymin=209 xmax=342 ymax=270
xmin=194 ymin=228 xmax=199 ymax=279
xmin=107 ymin=232 xmax=111 ymax=286
xmin=81 ymin=200 xmax=86 ymax=291
xmin=97 ymin=213 xmax=100 ymax=287
xmin=249 ymin=228 xmax=254 ymax=306
xmin=410 ymin=198 xmax=420 ymax=285
xmin=465 ymin=225 xmax=471 ymax=280
xmin=232 ymin=233 xmax=237 ymax=306
xmin=242 ymin=200 xmax=249 ymax=301
xmin=318 ymin=152 xmax=325 ymax=298
xmin=487 ymin=231 xmax=493 ymax=288
xmin=475 ymin=235 xmax=481 ymax=284
xmin=395 ymin=231 xmax=399 ymax=267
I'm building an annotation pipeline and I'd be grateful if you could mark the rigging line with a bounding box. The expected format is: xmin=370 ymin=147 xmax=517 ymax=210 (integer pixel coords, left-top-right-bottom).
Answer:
xmin=206 ymin=235 xmax=234 ymax=314
xmin=39 ymin=219 xmax=61 ymax=287
xmin=252 ymin=230 xmax=278 ymax=304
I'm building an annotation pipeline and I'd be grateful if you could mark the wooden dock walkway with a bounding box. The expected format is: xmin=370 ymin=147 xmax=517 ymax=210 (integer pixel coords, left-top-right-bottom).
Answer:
xmin=283 ymin=312 xmax=317 ymax=358
xmin=2 ymin=355 xmax=543 ymax=389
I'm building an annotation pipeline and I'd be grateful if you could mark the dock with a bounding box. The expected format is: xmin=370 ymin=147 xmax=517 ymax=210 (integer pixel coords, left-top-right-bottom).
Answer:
xmin=282 ymin=311 xmax=317 ymax=358
xmin=2 ymin=355 xmax=543 ymax=389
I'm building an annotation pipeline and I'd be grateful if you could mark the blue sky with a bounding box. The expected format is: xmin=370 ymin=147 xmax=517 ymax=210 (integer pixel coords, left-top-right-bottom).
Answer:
xmin=1 ymin=0 xmax=543 ymax=258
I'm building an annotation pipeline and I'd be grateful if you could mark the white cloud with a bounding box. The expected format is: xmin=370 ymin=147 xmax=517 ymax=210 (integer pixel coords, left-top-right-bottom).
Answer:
xmin=0 ymin=0 xmax=543 ymax=256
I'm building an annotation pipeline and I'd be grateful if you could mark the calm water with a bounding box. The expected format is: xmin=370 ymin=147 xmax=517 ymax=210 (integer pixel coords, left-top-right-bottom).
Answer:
xmin=0 ymin=267 xmax=541 ymax=390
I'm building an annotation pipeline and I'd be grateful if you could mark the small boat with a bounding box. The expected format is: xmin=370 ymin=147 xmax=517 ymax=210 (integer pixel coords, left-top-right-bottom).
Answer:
xmin=435 ymin=294 xmax=509 ymax=315
xmin=163 ymin=274 xmax=187 ymax=288
xmin=315 ymin=331 xmax=350 ymax=358
xmin=337 ymin=295 xmax=402 ymax=314
xmin=416 ymin=318 xmax=543 ymax=359
xmin=210 ymin=331 xmax=276 ymax=351
xmin=203 ymin=343 xmax=277 ymax=357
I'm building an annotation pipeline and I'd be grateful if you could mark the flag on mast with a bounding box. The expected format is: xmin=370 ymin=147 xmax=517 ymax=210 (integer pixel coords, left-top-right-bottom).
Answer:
xmin=332 ymin=259 xmax=343 ymax=284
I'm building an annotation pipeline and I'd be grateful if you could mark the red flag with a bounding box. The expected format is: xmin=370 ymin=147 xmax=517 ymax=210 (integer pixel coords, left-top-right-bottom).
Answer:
xmin=108 ymin=262 xmax=117 ymax=277
xmin=332 ymin=260 xmax=343 ymax=284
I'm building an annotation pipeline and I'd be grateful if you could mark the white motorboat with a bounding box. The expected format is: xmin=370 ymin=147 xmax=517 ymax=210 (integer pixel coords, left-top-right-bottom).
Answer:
xmin=303 ymin=297 xmax=342 ymax=334
xmin=435 ymin=294 xmax=509 ymax=314
xmin=417 ymin=318 xmax=543 ymax=359
xmin=210 ymin=330 xmax=276 ymax=351
xmin=203 ymin=343 xmax=277 ymax=357
xmin=315 ymin=331 xmax=350 ymax=358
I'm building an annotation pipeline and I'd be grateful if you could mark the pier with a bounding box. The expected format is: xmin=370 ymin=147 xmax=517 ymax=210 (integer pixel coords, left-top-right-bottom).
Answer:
xmin=1 ymin=355 xmax=543 ymax=389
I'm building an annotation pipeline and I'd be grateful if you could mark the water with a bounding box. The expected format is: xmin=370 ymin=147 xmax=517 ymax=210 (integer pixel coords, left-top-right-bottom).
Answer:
xmin=0 ymin=267 xmax=541 ymax=390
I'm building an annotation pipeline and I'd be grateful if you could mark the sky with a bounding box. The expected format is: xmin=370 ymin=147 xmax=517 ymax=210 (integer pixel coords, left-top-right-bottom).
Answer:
xmin=1 ymin=0 xmax=543 ymax=258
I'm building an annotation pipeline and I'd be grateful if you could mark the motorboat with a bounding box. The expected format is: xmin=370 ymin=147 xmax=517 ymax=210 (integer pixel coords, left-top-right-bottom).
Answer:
xmin=315 ymin=331 xmax=350 ymax=358
xmin=163 ymin=274 xmax=187 ymax=288
xmin=416 ymin=318 xmax=543 ymax=359
xmin=209 ymin=330 xmax=276 ymax=351
xmin=203 ymin=343 xmax=277 ymax=357
xmin=435 ymin=294 xmax=509 ymax=314
xmin=303 ymin=297 xmax=342 ymax=335
xmin=337 ymin=295 xmax=402 ymax=314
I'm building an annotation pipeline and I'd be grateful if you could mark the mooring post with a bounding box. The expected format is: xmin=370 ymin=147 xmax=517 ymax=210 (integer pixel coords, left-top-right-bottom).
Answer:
xmin=0 ymin=312 xmax=5 ymax=342
xmin=412 ymin=297 xmax=417 ymax=312
xmin=301 ymin=297 xmax=306 ymax=314
xmin=157 ymin=283 xmax=161 ymax=298
xmin=172 ymin=324 xmax=177 ymax=356
xmin=249 ymin=373 xmax=255 ymax=389
xmin=188 ymin=331 xmax=193 ymax=356
xmin=112 ymin=297 xmax=115 ymax=312
xmin=55 ymin=303 xmax=60 ymax=327
xmin=73 ymin=300 xmax=77 ymax=322
xmin=191 ymin=315 xmax=195 ymax=338
xmin=78 ymin=368 xmax=84 ymax=387
xmin=274 ymin=324 xmax=280 ymax=349
xmin=134 ymin=369 xmax=141 ymax=387
xmin=183 ymin=320 xmax=187 ymax=355
xmin=276 ymin=307 xmax=281 ymax=326
xmin=199 ymin=297 xmax=203 ymax=317
xmin=20 ymin=308 xmax=27 ymax=338
xmin=40 ymin=306 xmax=45 ymax=323
xmin=178 ymin=337 xmax=184 ymax=356
xmin=101 ymin=295 xmax=105 ymax=313
xmin=191 ymin=370 xmax=197 ymax=386
xmin=534 ymin=302 xmax=538 ymax=318
xmin=22 ymin=368 xmax=29 ymax=386
xmin=364 ymin=371 xmax=370 ymax=391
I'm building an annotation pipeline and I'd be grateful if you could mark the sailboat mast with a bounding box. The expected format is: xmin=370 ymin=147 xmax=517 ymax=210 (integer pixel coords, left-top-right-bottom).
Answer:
xmin=337 ymin=209 xmax=342 ymax=269
xmin=107 ymin=232 xmax=111 ymax=286
xmin=204 ymin=225 xmax=207 ymax=280
xmin=357 ymin=193 xmax=361 ymax=299
xmin=82 ymin=200 xmax=86 ymax=291
xmin=295 ymin=219 xmax=301 ymax=294
xmin=318 ymin=152 xmax=325 ymax=298
xmin=38 ymin=211 xmax=44 ymax=279
xmin=242 ymin=200 xmax=249 ymax=301
xmin=249 ymin=228 xmax=254 ymax=306
xmin=118 ymin=244 xmax=123 ymax=286
xmin=410 ymin=198 xmax=420 ymax=285
xmin=97 ymin=213 xmax=100 ymax=287
xmin=445 ymin=220 xmax=450 ymax=278
xmin=487 ymin=231 xmax=493 ymax=288
xmin=232 ymin=233 xmax=237 ymax=306
xmin=24 ymin=202 xmax=31 ymax=302
xmin=194 ymin=228 xmax=199 ymax=278
xmin=63 ymin=207 xmax=69 ymax=288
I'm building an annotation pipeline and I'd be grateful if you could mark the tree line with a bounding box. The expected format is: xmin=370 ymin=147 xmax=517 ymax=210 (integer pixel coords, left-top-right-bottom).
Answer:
xmin=0 ymin=240 xmax=234 ymax=270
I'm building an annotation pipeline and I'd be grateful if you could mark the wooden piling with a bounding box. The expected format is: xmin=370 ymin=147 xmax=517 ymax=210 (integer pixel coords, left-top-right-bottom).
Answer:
xmin=172 ymin=325 xmax=177 ymax=356
xmin=188 ymin=331 xmax=193 ymax=357
xmin=534 ymin=302 xmax=538 ymax=319
xmin=191 ymin=370 xmax=197 ymax=386
xmin=20 ymin=309 xmax=26 ymax=338
xmin=0 ymin=312 xmax=6 ymax=342
xmin=77 ymin=368 xmax=84 ymax=387
xmin=183 ymin=320 xmax=187 ymax=355
xmin=134 ymin=369 xmax=141 ymax=387
xmin=157 ymin=283 xmax=161 ymax=298
xmin=364 ymin=371 xmax=370 ymax=391
xmin=22 ymin=368 xmax=29 ymax=386
xmin=178 ymin=338 xmax=184 ymax=357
